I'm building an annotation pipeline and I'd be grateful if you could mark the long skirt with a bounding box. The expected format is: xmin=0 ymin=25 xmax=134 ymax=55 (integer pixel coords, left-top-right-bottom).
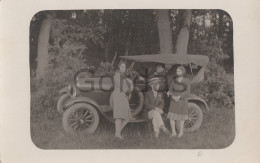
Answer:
xmin=110 ymin=91 xmax=132 ymax=120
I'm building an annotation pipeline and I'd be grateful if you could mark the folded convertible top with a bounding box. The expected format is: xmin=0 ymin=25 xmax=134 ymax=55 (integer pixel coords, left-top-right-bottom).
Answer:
xmin=120 ymin=54 xmax=209 ymax=67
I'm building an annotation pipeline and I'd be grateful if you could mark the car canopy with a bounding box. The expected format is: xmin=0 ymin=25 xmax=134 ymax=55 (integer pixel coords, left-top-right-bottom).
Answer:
xmin=120 ymin=54 xmax=209 ymax=67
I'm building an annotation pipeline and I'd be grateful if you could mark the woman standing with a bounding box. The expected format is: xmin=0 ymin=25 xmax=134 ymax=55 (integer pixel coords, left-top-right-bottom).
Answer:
xmin=110 ymin=60 xmax=133 ymax=140
xmin=167 ymin=66 xmax=190 ymax=138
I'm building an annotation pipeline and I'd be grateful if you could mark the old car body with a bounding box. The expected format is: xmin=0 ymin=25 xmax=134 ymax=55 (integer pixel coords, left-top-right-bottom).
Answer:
xmin=58 ymin=54 xmax=209 ymax=134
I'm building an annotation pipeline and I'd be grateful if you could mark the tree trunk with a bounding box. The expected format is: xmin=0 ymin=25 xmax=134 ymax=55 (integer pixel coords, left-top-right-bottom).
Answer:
xmin=218 ymin=11 xmax=224 ymax=39
xmin=36 ymin=12 xmax=54 ymax=78
xmin=175 ymin=10 xmax=192 ymax=55
xmin=104 ymin=41 xmax=110 ymax=61
xmin=124 ymin=32 xmax=131 ymax=56
xmin=156 ymin=10 xmax=173 ymax=54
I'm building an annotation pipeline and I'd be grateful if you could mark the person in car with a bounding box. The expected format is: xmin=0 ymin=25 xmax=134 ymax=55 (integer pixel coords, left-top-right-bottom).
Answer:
xmin=144 ymin=77 xmax=170 ymax=138
xmin=110 ymin=60 xmax=133 ymax=140
xmin=138 ymin=63 xmax=168 ymax=94
xmin=138 ymin=63 xmax=166 ymax=81
xmin=167 ymin=66 xmax=191 ymax=138
xmin=150 ymin=63 xmax=166 ymax=79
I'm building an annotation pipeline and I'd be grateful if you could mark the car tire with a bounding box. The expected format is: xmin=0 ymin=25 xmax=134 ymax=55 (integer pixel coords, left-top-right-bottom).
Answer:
xmin=62 ymin=103 xmax=99 ymax=134
xmin=184 ymin=103 xmax=203 ymax=132
xmin=129 ymin=87 xmax=144 ymax=117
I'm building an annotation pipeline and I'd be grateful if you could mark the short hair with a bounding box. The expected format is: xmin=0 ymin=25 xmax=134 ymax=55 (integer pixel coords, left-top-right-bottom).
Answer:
xmin=118 ymin=60 xmax=126 ymax=69
xmin=177 ymin=66 xmax=186 ymax=75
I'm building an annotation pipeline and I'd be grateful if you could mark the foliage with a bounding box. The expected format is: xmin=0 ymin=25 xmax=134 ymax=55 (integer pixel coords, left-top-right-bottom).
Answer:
xmin=30 ymin=9 xmax=235 ymax=115
xmin=186 ymin=10 xmax=234 ymax=109
xmin=94 ymin=61 xmax=115 ymax=77
xmin=191 ymin=37 xmax=234 ymax=109
xmin=31 ymin=16 xmax=101 ymax=121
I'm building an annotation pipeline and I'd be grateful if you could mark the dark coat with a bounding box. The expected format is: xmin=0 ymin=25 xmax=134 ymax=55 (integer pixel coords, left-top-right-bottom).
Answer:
xmin=144 ymin=90 xmax=165 ymax=117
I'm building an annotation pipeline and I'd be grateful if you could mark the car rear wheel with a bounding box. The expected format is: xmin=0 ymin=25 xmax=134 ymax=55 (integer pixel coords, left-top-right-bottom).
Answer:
xmin=129 ymin=87 xmax=144 ymax=117
xmin=184 ymin=103 xmax=203 ymax=132
xmin=62 ymin=103 xmax=99 ymax=134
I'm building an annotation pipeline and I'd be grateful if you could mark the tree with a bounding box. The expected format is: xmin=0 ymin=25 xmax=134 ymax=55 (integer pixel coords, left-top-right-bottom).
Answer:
xmin=156 ymin=10 xmax=173 ymax=54
xmin=175 ymin=10 xmax=192 ymax=55
xmin=29 ymin=9 xmax=234 ymax=109
xmin=36 ymin=11 xmax=55 ymax=78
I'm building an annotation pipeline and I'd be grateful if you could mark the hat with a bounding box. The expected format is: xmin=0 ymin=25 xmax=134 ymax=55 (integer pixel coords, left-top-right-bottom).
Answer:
xmin=177 ymin=66 xmax=186 ymax=75
xmin=149 ymin=77 xmax=161 ymax=86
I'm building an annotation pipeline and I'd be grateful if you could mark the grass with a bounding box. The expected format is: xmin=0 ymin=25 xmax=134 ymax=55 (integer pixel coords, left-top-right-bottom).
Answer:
xmin=30 ymin=105 xmax=235 ymax=149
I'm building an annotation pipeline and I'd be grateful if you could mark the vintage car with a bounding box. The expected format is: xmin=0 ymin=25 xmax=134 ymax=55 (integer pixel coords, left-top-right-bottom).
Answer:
xmin=57 ymin=54 xmax=209 ymax=134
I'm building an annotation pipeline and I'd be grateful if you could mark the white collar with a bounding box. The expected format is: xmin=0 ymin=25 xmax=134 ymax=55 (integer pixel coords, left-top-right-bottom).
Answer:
xmin=177 ymin=77 xmax=183 ymax=82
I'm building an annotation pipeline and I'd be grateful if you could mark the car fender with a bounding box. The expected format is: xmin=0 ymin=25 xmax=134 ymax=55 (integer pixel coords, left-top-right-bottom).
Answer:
xmin=187 ymin=94 xmax=209 ymax=111
xmin=59 ymin=86 xmax=70 ymax=94
xmin=64 ymin=96 xmax=115 ymax=123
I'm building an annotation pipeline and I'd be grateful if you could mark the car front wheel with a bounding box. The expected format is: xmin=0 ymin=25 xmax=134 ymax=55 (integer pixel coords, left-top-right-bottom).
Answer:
xmin=62 ymin=103 xmax=99 ymax=134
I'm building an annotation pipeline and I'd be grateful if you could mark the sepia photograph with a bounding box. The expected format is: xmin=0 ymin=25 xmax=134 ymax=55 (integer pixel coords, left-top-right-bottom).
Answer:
xmin=29 ymin=9 xmax=235 ymax=149
xmin=2 ymin=0 xmax=260 ymax=161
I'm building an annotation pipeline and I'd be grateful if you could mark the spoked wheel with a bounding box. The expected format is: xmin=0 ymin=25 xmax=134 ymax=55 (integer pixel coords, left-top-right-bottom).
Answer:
xmin=62 ymin=103 xmax=99 ymax=134
xmin=184 ymin=103 xmax=203 ymax=132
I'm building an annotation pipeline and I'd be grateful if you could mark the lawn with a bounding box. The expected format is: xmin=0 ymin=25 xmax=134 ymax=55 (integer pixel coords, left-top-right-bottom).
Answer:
xmin=30 ymin=105 xmax=235 ymax=149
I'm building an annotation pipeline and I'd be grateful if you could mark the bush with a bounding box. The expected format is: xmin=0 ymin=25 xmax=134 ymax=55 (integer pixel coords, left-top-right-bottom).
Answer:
xmin=192 ymin=38 xmax=234 ymax=109
xmin=31 ymin=47 xmax=89 ymax=123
